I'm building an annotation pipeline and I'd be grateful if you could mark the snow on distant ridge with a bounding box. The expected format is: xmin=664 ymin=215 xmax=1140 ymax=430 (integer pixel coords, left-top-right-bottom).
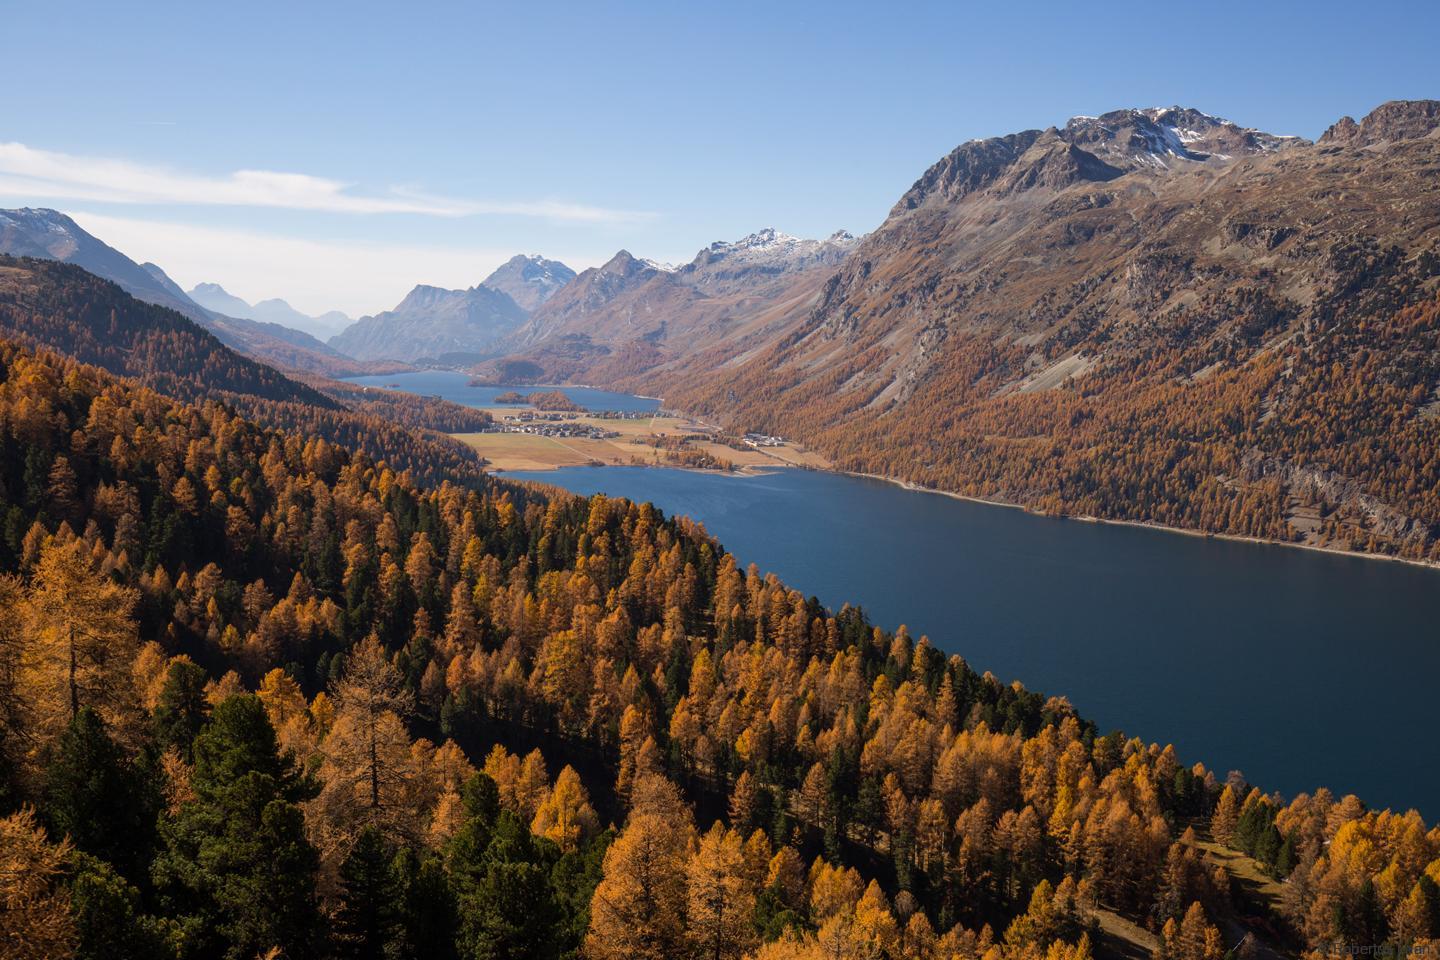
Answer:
xmin=1061 ymin=106 xmax=1302 ymax=170
xmin=704 ymin=227 xmax=858 ymax=259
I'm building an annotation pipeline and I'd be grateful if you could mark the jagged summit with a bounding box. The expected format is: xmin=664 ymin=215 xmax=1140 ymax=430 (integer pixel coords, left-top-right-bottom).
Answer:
xmin=897 ymin=107 xmax=1306 ymax=213
xmin=1319 ymin=99 xmax=1440 ymax=146
xmin=688 ymin=227 xmax=859 ymax=277
xmin=596 ymin=249 xmax=654 ymax=277
xmin=1064 ymin=106 xmax=1304 ymax=167
xmin=0 ymin=207 xmax=79 ymax=254
xmin=480 ymin=254 xmax=576 ymax=312
xmin=703 ymin=227 xmax=800 ymax=254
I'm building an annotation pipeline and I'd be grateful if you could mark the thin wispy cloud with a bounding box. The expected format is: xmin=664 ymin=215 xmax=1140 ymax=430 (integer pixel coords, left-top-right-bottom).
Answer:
xmin=0 ymin=142 xmax=654 ymax=223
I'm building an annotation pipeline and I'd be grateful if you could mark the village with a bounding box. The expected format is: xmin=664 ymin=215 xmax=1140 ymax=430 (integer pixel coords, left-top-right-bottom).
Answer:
xmin=450 ymin=402 xmax=830 ymax=473
xmin=477 ymin=407 xmax=666 ymax=440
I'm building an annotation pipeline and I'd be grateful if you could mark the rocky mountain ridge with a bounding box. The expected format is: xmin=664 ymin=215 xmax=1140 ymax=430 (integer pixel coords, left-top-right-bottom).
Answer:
xmin=479 ymin=253 xmax=578 ymax=312
xmin=509 ymin=99 xmax=1440 ymax=562
xmin=328 ymin=281 xmax=530 ymax=364
xmin=480 ymin=227 xmax=858 ymax=381
xmin=1319 ymin=98 xmax=1440 ymax=146
xmin=325 ymin=254 xmax=580 ymax=364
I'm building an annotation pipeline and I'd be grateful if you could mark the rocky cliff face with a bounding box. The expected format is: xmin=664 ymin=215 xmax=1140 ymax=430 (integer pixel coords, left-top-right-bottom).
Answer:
xmin=1319 ymin=99 xmax=1440 ymax=146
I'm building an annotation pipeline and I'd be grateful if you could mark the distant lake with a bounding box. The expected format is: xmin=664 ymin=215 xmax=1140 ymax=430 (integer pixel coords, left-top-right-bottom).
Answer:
xmin=510 ymin=466 xmax=1440 ymax=818
xmin=342 ymin=370 xmax=662 ymax=413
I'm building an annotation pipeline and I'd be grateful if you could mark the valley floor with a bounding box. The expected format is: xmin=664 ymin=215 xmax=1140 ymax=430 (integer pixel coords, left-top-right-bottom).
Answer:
xmin=453 ymin=405 xmax=831 ymax=473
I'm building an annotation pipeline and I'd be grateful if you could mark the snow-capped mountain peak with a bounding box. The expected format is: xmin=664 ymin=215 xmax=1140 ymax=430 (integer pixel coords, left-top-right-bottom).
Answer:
xmin=682 ymin=227 xmax=859 ymax=287
xmin=1062 ymin=106 xmax=1307 ymax=171
xmin=480 ymin=253 xmax=577 ymax=311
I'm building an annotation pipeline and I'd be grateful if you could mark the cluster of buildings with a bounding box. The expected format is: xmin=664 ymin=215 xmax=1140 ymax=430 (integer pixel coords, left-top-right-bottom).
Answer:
xmin=742 ymin=432 xmax=786 ymax=448
xmin=498 ymin=411 xmax=570 ymax=423
xmin=486 ymin=416 xmax=619 ymax=440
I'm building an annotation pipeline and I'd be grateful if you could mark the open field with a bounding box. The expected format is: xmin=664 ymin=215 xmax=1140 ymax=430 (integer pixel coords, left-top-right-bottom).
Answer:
xmin=453 ymin=407 xmax=831 ymax=473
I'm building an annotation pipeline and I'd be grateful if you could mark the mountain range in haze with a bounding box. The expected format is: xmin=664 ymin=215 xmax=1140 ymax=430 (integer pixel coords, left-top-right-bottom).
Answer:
xmin=0 ymin=208 xmax=397 ymax=378
xmin=327 ymin=254 xmax=577 ymax=364
xmin=187 ymin=282 xmax=352 ymax=339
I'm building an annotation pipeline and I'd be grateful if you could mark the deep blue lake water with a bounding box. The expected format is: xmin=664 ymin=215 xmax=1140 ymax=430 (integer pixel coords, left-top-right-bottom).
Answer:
xmin=509 ymin=466 xmax=1440 ymax=818
xmin=343 ymin=370 xmax=661 ymax=413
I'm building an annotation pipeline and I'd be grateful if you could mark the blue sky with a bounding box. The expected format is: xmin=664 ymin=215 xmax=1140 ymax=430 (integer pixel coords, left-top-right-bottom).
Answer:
xmin=2 ymin=0 xmax=1435 ymax=317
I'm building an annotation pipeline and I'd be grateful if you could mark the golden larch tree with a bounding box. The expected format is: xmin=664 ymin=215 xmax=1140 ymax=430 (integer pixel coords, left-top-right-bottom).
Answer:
xmin=686 ymin=822 xmax=757 ymax=960
xmin=23 ymin=539 xmax=138 ymax=740
xmin=531 ymin=765 xmax=599 ymax=853
xmin=0 ymin=807 xmax=76 ymax=960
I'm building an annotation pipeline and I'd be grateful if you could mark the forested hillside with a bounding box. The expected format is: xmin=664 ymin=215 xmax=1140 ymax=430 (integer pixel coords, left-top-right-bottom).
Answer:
xmin=0 ymin=256 xmax=492 ymax=486
xmin=0 ymin=257 xmax=330 ymax=407
xmin=0 ymin=337 xmax=1435 ymax=960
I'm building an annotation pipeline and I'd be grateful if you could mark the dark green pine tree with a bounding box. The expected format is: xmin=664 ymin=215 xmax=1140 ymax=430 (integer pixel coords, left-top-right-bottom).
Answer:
xmin=392 ymin=846 xmax=459 ymax=960
xmin=452 ymin=812 xmax=562 ymax=960
xmin=548 ymin=831 xmax=612 ymax=959
xmin=1352 ymin=878 xmax=1388 ymax=947
xmin=446 ymin=774 xmax=565 ymax=960
xmin=1416 ymin=875 xmax=1440 ymax=942
xmin=152 ymin=659 xmax=212 ymax=761
xmin=152 ymin=694 xmax=321 ymax=960
xmin=333 ymin=827 xmax=403 ymax=960
xmin=1274 ymin=830 xmax=1299 ymax=879
xmin=42 ymin=707 xmax=162 ymax=884
xmin=68 ymin=851 xmax=176 ymax=960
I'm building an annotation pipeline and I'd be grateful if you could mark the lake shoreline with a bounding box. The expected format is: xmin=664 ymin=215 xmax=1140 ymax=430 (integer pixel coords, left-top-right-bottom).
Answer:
xmin=843 ymin=469 xmax=1440 ymax=573
xmin=501 ymin=450 xmax=1440 ymax=573
xmin=505 ymin=459 xmax=1440 ymax=815
xmin=372 ymin=367 xmax=1436 ymax=574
